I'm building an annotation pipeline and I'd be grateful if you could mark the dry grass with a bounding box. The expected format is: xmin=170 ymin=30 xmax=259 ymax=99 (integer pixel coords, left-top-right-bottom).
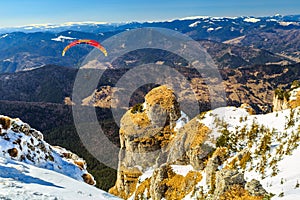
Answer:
xmin=220 ymin=184 xmax=263 ymax=200
xmin=213 ymin=147 xmax=229 ymax=163
xmin=82 ymin=173 xmax=96 ymax=185
xmin=0 ymin=116 xmax=11 ymax=130
xmin=240 ymin=151 xmax=252 ymax=169
xmin=164 ymin=166 xmax=202 ymax=200
xmin=190 ymin=124 xmax=210 ymax=148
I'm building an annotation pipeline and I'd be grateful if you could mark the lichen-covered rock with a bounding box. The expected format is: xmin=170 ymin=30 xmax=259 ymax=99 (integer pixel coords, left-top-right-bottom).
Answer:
xmin=273 ymin=84 xmax=300 ymax=112
xmin=145 ymin=85 xmax=181 ymax=128
xmin=111 ymin=86 xmax=182 ymax=199
xmin=149 ymin=164 xmax=169 ymax=200
xmin=213 ymin=169 xmax=246 ymax=198
xmin=245 ymin=179 xmax=268 ymax=197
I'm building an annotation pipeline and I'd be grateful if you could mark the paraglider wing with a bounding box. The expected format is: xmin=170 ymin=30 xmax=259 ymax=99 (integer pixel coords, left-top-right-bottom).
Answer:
xmin=62 ymin=39 xmax=107 ymax=56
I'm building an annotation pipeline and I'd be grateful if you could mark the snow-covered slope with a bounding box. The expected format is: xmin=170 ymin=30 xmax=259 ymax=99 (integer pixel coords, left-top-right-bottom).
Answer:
xmin=0 ymin=157 xmax=120 ymax=200
xmin=0 ymin=115 xmax=120 ymax=200
xmin=127 ymin=106 xmax=300 ymax=199
xmin=196 ymin=107 xmax=300 ymax=199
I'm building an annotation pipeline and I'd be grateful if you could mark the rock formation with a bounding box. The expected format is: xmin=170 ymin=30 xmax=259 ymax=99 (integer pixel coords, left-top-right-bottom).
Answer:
xmin=109 ymin=85 xmax=270 ymax=199
xmin=273 ymin=81 xmax=300 ymax=111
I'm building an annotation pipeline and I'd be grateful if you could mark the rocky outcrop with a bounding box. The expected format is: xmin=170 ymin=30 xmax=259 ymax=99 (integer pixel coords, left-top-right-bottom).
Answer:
xmin=273 ymin=92 xmax=289 ymax=112
xmin=213 ymin=169 xmax=246 ymax=197
xmin=82 ymin=86 xmax=118 ymax=108
xmin=109 ymin=85 xmax=269 ymax=200
xmin=109 ymin=86 xmax=181 ymax=199
xmin=273 ymin=82 xmax=300 ymax=111
xmin=245 ymin=179 xmax=267 ymax=197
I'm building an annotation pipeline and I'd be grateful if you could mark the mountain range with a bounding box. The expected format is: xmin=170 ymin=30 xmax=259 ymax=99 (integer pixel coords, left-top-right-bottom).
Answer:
xmin=0 ymin=14 xmax=300 ymax=199
xmin=0 ymin=14 xmax=299 ymax=73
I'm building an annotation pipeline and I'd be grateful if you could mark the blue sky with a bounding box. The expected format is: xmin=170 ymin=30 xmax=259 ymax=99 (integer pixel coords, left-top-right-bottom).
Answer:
xmin=0 ymin=0 xmax=299 ymax=27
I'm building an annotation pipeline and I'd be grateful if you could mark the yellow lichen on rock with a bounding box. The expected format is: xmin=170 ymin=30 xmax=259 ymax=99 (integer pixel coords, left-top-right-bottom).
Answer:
xmin=164 ymin=168 xmax=202 ymax=200
xmin=145 ymin=85 xmax=177 ymax=112
xmin=130 ymin=111 xmax=151 ymax=128
xmin=191 ymin=123 xmax=210 ymax=148
xmin=212 ymin=147 xmax=229 ymax=163
xmin=289 ymin=89 xmax=300 ymax=108
xmin=135 ymin=178 xmax=151 ymax=200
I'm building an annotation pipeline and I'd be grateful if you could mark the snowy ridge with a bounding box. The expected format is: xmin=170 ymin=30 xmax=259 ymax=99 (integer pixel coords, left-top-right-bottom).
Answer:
xmin=0 ymin=115 xmax=121 ymax=199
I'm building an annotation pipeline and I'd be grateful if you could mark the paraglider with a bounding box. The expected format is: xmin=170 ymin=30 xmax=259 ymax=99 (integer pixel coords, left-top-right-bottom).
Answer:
xmin=62 ymin=39 xmax=107 ymax=56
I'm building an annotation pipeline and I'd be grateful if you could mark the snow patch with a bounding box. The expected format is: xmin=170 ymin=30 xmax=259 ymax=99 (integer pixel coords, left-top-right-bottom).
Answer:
xmin=139 ymin=168 xmax=154 ymax=183
xmin=171 ymin=165 xmax=194 ymax=177
xmin=189 ymin=21 xmax=201 ymax=28
xmin=279 ymin=22 xmax=299 ymax=26
xmin=207 ymin=27 xmax=215 ymax=32
xmin=244 ymin=18 xmax=261 ymax=23
xmin=51 ymin=35 xmax=76 ymax=42
xmin=0 ymin=34 xmax=8 ymax=39
xmin=174 ymin=111 xmax=189 ymax=132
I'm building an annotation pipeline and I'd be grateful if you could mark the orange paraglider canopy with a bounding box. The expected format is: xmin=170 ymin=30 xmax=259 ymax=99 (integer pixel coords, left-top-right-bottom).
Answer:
xmin=62 ymin=39 xmax=107 ymax=56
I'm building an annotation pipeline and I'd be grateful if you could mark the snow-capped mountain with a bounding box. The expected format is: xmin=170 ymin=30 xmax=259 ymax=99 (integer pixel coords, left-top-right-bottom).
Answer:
xmin=0 ymin=14 xmax=299 ymax=35
xmin=0 ymin=115 xmax=120 ymax=200
xmin=0 ymin=14 xmax=299 ymax=73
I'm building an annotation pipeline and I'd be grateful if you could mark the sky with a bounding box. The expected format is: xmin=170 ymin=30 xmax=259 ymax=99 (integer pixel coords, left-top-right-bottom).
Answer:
xmin=0 ymin=0 xmax=299 ymax=27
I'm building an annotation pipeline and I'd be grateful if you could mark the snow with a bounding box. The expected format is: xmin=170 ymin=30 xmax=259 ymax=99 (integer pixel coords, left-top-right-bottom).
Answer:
xmin=16 ymin=21 xmax=108 ymax=30
xmin=201 ymin=107 xmax=249 ymax=140
xmin=139 ymin=168 xmax=154 ymax=183
xmin=189 ymin=21 xmax=201 ymax=28
xmin=167 ymin=16 xmax=211 ymax=22
xmin=171 ymin=165 xmax=194 ymax=177
xmin=244 ymin=18 xmax=261 ymax=23
xmin=0 ymin=115 xmax=95 ymax=183
xmin=0 ymin=157 xmax=120 ymax=200
xmin=0 ymin=34 xmax=8 ymax=39
xmin=267 ymin=19 xmax=278 ymax=22
xmin=0 ymin=115 xmax=120 ymax=199
xmin=243 ymin=145 xmax=300 ymax=200
xmin=207 ymin=27 xmax=215 ymax=32
xmin=177 ymin=16 xmax=210 ymax=21
xmin=279 ymin=22 xmax=299 ymax=26
xmin=174 ymin=111 xmax=189 ymax=132
xmin=200 ymin=106 xmax=300 ymax=199
xmin=51 ymin=35 xmax=76 ymax=42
